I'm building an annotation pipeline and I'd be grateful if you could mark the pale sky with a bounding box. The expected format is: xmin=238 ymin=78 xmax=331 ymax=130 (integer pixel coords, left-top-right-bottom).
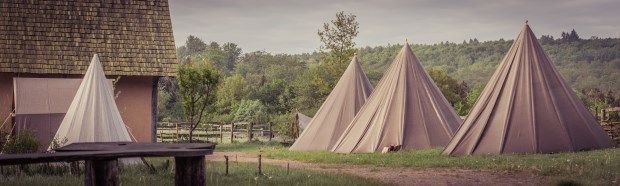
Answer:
xmin=169 ymin=0 xmax=620 ymax=54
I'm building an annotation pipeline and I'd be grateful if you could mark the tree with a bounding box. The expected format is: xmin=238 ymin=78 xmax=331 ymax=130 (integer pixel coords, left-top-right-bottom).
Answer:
xmin=539 ymin=35 xmax=555 ymax=45
xmin=214 ymin=74 xmax=249 ymax=121
xmin=233 ymin=99 xmax=268 ymax=123
xmin=222 ymin=42 xmax=242 ymax=71
xmin=178 ymin=62 xmax=221 ymax=142
xmin=182 ymin=35 xmax=207 ymax=58
xmin=561 ymin=29 xmax=581 ymax=43
xmin=317 ymin=11 xmax=359 ymax=84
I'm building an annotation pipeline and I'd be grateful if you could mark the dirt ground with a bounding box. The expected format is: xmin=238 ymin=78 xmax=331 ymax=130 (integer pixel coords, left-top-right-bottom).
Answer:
xmin=208 ymin=152 xmax=549 ymax=186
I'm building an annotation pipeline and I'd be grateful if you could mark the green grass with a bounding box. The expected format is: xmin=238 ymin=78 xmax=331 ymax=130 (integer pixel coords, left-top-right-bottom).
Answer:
xmin=0 ymin=157 xmax=387 ymax=186
xmin=216 ymin=140 xmax=283 ymax=152
xmin=215 ymin=142 xmax=620 ymax=185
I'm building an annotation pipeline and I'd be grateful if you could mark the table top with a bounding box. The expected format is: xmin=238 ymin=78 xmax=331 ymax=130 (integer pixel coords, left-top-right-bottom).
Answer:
xmin=0 ymin=142 xmax=216 ymax=165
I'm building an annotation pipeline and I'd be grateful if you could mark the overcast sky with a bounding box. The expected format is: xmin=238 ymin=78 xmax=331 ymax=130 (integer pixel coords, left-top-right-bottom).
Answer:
xmin=169 ymin=0 xmax=620 ymax=54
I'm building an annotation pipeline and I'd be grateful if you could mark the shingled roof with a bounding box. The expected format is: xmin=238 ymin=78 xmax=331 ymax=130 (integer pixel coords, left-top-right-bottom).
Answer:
xmin=0 ymin=0 xmax=177 ymax=76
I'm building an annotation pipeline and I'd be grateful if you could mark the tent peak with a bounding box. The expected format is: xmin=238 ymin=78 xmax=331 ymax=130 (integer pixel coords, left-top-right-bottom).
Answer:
xmin=525 ymin=20 xmax=528 ymax=25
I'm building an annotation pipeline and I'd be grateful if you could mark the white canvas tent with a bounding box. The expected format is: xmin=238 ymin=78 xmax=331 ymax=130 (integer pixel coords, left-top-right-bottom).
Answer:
xmin=290 ymin=55 xmax=373 ymax=151
xmin=51 ymin=54 xmax=134 ymax=150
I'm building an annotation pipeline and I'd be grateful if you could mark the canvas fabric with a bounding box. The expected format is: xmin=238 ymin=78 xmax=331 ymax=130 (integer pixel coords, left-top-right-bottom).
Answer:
xmin=442 ymin=23 xmax=615 ymax=156
xmin=290 ymin=56 xmax=374 ymax=151
xmin=332 ymin=44 xmax=461 ymax=153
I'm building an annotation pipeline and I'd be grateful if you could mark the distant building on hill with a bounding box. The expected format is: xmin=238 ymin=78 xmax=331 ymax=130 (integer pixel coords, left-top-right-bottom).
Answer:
xmin=0 ymin=0 xmax=177 ymax=146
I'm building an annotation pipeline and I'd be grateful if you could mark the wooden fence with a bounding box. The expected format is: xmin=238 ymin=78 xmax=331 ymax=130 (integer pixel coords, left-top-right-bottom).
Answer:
xmin=156 ymin=121 xmax=278 ymax=143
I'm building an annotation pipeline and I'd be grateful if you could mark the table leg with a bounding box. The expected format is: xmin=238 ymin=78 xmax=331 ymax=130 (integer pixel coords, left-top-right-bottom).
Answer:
xmin=84 ymin=159 xmax=119 ymax=186
xmin=175 ymin=156 xmax=205 ymax=186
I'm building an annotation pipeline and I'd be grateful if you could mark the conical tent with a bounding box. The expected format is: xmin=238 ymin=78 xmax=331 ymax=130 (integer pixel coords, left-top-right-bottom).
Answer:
xmin=443 ymin=23 xmax=615 ymax=156
xmin=331 ymin=44 xmax=461 ymax=153
xmin=290 ymin=55 xmax=373 ymax=151
xmin=51 ymin=54 xmax=133 ymax=149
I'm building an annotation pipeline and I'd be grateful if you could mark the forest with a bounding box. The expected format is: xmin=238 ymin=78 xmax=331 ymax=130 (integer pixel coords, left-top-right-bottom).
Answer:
xmin=158 ymin=30 xmax=620 ymax=125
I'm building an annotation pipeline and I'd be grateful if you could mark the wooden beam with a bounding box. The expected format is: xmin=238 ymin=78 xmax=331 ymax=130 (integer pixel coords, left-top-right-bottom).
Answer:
xmin=151 ymin=76 xmax=159 ymax=143
xmin=230 ymin=123 xmax=235 ymax=143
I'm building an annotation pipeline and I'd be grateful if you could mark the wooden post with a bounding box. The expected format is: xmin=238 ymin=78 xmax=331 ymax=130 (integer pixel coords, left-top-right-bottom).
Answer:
xmin=287 ymin=163 xmax=290 ymax=175
xmin=224 ymin=155 xmax=229 ymax=176
xmin=248 ymin=122 xmax=254 ymax=142
xmin=268 ymin=122 xmax=273 ymax=142
xmin=205 ymin=124 xmax=210 ymax=143
xmin=602 ymin=109 xmax=607 ymax=122
xmin=84 ymin=159 xmax=119 ymax=186
xmin=175 ymin=123 xmax=179 ymax=143
xmin=230 ymin=123 xmax=235 ymax=143
xmin=151 ymin=77 xmax=159 ymax=143
xmin=220 ymin=125 xmax=223 ymax=143
xmin=257 ymin=154 xmax=262 ymax=176
xmin=174 ymin=156 xmax=206 ymax=186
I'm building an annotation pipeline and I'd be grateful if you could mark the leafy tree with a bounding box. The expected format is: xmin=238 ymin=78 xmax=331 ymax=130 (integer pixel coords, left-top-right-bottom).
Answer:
xmin=233 ymin=99 xmax=268 ymax=123
xmin=539 ymin=35 xmax=555 ymax=45
xmin=561 ymin=29 xmax=581 ymax=43
xmin=427 ymin=67 xmax=468 ymax=106
xmin=317 ymin=11 xmax=359 ymax=90
xmin=178 ymin=62 xmax=221 ymax=142
xmin=181 ymin=35 xmax=207 ymax=58
xmin=214 ymin=74 xmax=250 ymax=121
xmin=222 ymin=42 xmax=242 ymax=71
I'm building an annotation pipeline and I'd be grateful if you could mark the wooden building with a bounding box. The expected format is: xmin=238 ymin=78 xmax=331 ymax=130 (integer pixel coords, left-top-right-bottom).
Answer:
xmin=0 ymin=0 xmax=177 ymax=144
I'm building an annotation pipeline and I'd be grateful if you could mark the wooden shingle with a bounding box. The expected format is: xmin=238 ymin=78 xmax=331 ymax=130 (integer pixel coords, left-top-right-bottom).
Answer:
xmin=0 ymin=0 xmax=177 ymax=76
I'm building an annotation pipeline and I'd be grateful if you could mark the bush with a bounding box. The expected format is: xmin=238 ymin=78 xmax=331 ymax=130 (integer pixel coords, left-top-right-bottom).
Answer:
xmin=2 ymin=129 xmax=41 ymax=153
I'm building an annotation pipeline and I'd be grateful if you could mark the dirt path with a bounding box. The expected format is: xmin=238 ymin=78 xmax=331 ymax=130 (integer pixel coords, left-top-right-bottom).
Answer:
xmin=208 ymin=152 xmax=548 ymax=186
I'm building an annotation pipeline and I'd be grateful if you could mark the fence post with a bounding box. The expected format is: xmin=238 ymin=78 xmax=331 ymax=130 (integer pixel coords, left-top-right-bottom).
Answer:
xmin=268 ymin=122 xmax=273 ymax=142
xmin=258 ymin=154 xmax=262 ymax=176
xmin=248 ymin=122 xmax=254 ymax=142
xmin=230 ymin=123 xmax=235 ymax=143
xmin=224 ymin=155 xmax=229 ymax=176
xmin=205 ymin=123 xmax=211 ymax=143
xmin=175 ymin=123 xmax=179 ymax=143
xmin=220 ymin=124 xmax=223 ymax=143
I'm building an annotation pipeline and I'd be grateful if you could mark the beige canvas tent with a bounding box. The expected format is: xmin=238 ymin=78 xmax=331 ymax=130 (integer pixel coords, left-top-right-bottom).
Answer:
xmin=290 ymin=55 xmax=373 ymax=151
xmin=51 ymin=54 xmax=134 ymax=149
xmin=331 ymin=43 xmax=461 ymax=153
xmin=443 ymin=22 xmax=615 ymax=156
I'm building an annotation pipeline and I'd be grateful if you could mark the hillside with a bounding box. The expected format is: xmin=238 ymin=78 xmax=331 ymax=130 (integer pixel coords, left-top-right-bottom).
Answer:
xmin=161 ymin=35 xmax=620 ymax=123
xmin=352 ymin=38 xmax=620 ymax=93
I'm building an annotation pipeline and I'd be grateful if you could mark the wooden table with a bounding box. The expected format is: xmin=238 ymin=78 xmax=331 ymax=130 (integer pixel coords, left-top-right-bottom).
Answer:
xmin=0 ymin=142 xmax=215 ymax=186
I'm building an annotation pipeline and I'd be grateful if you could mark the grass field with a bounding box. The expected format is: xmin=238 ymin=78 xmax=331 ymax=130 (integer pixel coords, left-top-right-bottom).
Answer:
xmin=0 ymin=157 xmax=387 ymax=186
xmin=216 ymin=142 xmax=620 ymax=185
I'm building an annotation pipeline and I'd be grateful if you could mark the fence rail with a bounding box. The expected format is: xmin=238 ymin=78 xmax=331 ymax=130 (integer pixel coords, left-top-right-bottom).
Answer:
xmin=156 ymin=122 xmax=280 ymax=143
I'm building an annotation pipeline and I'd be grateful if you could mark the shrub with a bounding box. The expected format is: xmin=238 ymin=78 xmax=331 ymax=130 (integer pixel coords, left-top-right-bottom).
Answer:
xmin=2 ymin=129 xmax=41 ymax=153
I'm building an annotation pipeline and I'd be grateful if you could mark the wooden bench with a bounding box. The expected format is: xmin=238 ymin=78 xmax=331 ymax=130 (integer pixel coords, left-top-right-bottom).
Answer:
xmin=0 ymin=142 xmax=215 ymax=186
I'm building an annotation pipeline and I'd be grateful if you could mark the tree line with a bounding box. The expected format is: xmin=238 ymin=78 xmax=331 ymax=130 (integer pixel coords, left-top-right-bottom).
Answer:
xmin=159 ymin=14 xmax=620 ymax=130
